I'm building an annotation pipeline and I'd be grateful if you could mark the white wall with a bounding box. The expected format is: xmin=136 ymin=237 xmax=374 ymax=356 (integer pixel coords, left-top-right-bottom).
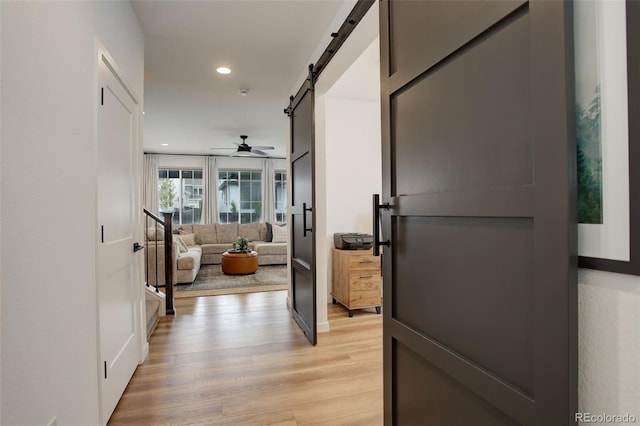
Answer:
xmin=579 ymin=269 xmax=640 ymax=420
xmin=314 ymin=94 xmax=329 ymax=330
xmin=1 ymin=2 xmax=144 ymax=425
xmin=321 ymin=96 xmax=381 ymax=302
xmin=0 ymin=2 xmax=3 ymax=416
xmin=156 ymin=154 xmax=286 ymax=171
xmin=289 ymin=0 xmax=357 ymax=95
xmin=157 ymin=154 xmax=206 ymax=169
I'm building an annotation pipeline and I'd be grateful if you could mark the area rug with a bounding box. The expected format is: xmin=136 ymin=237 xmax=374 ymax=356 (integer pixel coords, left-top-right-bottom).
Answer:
xmin=174 ymin=264 xmax=288 ymax=298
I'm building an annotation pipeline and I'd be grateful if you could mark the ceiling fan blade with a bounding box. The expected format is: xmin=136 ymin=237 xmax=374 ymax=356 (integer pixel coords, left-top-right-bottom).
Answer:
xmin=229 ymin=151 xmax=239 ymax=157
xmin=250 ymin=145 xmax=275 ymax=150
xmin=210 ymin=147 xmax=237 ymax=150
xmin=251 ymin=149 xmax=269 ymax=156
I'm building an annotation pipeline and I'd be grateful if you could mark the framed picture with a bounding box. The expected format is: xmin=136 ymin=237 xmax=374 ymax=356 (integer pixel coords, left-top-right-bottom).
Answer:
xmin=577 ymin=0 xmax=640 ymax=274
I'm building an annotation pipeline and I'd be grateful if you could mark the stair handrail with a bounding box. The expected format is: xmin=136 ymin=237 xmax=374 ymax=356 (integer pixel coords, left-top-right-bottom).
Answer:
xmin=143 ymin=208 xmax=175 ymax=315
xmin=143 ymin=208 xmax=164 ymax=223
xmin=161 ymin=211 xmax=174 ymax=315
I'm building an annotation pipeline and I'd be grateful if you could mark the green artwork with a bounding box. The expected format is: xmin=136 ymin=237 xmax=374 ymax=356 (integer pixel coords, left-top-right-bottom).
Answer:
xmin=576 ymin=86 xmax=603 ymax=224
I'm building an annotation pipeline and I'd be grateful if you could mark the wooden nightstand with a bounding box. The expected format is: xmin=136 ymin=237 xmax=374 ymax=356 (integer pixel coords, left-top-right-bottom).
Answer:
xmin=331 ymin=248 xmax=381 ymax=317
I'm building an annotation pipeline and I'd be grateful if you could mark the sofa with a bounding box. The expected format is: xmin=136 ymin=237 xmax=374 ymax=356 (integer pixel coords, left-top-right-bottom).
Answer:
xmin=145 ymin=222 xmax=287 ymax=285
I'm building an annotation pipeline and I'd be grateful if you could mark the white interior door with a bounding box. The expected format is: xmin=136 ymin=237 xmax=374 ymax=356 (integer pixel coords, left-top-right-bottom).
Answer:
xmin=97 ymin=52 xmax=141 ymax=424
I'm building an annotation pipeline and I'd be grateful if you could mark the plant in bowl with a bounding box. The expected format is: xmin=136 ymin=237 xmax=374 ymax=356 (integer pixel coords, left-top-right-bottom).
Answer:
xmin=234 ymin=236 xmax=249 ymax=252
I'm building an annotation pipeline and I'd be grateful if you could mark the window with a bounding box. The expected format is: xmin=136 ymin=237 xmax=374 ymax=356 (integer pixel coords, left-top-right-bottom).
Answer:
xmin=275 ymin=171 xmax=287 ymax=222
xmin=218 ymin=170 xmax=262 ymax=224
xmin=158 ymin=168 xmax=203 ymax=225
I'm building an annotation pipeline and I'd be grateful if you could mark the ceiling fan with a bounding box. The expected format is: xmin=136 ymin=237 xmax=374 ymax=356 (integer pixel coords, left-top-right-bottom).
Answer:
xmin=211 ymin=135 xmax=275 ymax=157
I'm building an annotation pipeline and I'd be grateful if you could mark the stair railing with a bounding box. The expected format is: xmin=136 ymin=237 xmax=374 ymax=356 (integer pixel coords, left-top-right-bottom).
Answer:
xmin=143 ymin=208 xmax=175 ymax=315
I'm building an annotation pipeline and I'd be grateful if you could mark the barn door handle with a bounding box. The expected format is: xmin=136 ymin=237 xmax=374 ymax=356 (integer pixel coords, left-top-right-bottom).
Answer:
xmin=303 ymin=202 xmax=313 ymax=237
xmin=373 ymin=194 xmax=390 ymax=256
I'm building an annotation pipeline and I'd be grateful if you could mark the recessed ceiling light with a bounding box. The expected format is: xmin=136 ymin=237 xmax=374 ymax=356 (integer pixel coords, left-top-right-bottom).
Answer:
xmin=216 ymin=66 xmax=231 ymax=75
xmin=161 ymin=143 xmax=169 ymax=146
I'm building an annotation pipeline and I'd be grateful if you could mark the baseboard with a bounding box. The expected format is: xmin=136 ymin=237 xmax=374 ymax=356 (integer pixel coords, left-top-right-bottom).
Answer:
xmin=287 ymin=296 xmax=328 ymax=332
xmin=145 ymin=286 xmax=166 ymax=316
xmin=318 ymin=321 xmax=330 ymax=333
xmin=141 ymin=341 xmax=149 ymax=364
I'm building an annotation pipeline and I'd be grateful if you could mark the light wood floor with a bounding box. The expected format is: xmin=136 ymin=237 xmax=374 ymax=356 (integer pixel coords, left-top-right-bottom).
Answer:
xmin=108 ymin=290 xmax=383 ymax=425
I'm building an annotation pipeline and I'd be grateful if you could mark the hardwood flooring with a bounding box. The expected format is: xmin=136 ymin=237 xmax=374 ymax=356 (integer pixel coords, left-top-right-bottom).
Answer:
xmin=108 ymin=291 xmax=383 ymax=425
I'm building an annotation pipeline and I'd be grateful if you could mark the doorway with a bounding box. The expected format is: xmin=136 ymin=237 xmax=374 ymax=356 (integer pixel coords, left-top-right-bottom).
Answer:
xmin=314 ymin=2 xmax=381 ymax=331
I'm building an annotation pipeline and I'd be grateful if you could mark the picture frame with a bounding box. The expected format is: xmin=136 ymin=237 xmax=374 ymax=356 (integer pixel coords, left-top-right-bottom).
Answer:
xmin=578 ymin=0 xmax=640 ymax=274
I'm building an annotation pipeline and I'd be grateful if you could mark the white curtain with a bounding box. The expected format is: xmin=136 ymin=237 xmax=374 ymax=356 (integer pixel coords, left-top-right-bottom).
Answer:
xmin=262 ymin=158 xmax=276 ymax=223
xmin=143 ymin=154 xmax=159 ymax=214
xmin=202 ymin=156 xmax=219 ymax=224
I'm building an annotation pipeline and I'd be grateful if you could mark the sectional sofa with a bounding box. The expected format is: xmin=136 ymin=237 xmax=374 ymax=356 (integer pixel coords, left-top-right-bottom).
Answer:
xmin=145 ymin=222 xmax=287 ymax=285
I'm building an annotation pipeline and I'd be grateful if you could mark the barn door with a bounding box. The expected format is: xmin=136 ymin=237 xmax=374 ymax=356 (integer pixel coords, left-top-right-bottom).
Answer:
xmin=286 ymin=67 xmax=317 ymax=345
xmin=378 ymin=1 xmax=577 ymax=424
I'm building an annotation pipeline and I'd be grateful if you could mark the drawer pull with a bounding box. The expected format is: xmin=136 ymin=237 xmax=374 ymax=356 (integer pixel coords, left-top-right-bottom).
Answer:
xmin=360 ymin=275 xmax=373 ymax=279
xmin=359 ymin=260 xmax=374 ymax=264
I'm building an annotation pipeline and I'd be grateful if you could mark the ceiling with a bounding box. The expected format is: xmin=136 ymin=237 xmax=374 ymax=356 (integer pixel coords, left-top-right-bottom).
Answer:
xmin=131 ymin=0 xmax=357 ymax=158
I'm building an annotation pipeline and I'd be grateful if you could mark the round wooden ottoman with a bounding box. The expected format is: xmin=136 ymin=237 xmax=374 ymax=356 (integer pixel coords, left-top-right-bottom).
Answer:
xmin=221 ymin=250 xmax=259 ymax=275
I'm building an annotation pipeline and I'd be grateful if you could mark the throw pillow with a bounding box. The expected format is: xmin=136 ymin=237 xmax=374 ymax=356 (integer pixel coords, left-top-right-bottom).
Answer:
xmin=174 ymin=236 xmax=189 ymax=253
xmin=259 ymin=222 xmax=268 ymax=241
xmin=180 ymin=233 xmax=196 ymax=246
xmin=239 ymin=223 xmax=260 ymax=241
xmin=192 ymin=224 xmax=217 ymax=244
xmin=179 ymin=224 xmax=194 ymax=234
xmin=265 ymin=222 xmax=273 ymax=242
xmin=271 ymin=224 xmax=288 ymax=243
xmin=146 ymin=226 xmax=164 ymax=241
xmin=216 ymin=223 xmax=238 ymax=243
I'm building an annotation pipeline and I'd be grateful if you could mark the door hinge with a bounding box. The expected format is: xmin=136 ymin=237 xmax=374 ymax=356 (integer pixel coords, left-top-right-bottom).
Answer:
xmin=101 ymin=225 xmax=104 ymax=243
xmin=100 ymin=87 xmax=104 ymax=106
xmin=104 ymin=361 xmax=107 ymax=379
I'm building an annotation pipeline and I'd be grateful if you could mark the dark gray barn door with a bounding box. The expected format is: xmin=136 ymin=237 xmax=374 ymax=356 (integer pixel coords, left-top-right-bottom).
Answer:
xmin=378 ymin=1 xmax=577 ymax=424
xmin=287 ymin=69 xmax=317 ymax=345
